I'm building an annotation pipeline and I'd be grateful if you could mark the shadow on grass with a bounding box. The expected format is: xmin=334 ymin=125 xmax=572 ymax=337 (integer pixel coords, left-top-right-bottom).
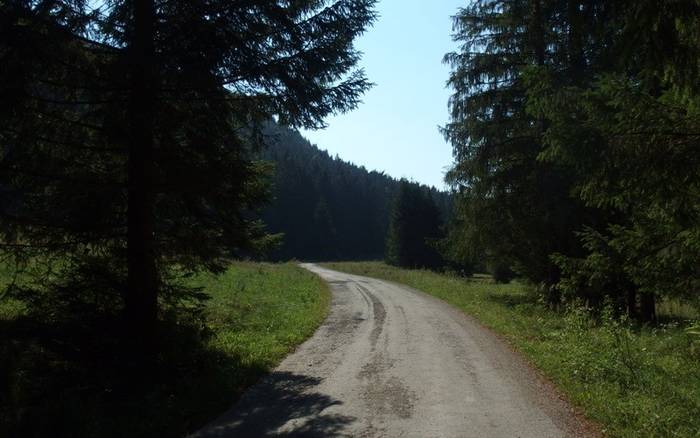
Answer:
xmin=193 ymin=371 xmax=355 ymax=437
xmin=0 ymin=315 xmax=278 ymax=438
xmin=486 ymin=292 xmax=538 ymax=309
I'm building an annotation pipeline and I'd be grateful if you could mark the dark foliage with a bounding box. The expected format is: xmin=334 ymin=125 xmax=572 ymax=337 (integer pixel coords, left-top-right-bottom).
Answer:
xmin=0 ymin=0 xmax=377 ymax=336
xmin=442 ymin=0 xmax=596 ymax=294
xmin=385 ymin=180 xmax=444 ymax=269
xmin=0 ymin=1 xmax=377 ymax=435
xmin=444 ymin=0 xmax=700 ymax=319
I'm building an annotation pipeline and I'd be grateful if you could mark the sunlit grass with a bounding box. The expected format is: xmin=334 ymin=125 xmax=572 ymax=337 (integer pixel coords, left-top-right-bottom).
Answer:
xmin=191 ymin=262 xmax=330 ymax=374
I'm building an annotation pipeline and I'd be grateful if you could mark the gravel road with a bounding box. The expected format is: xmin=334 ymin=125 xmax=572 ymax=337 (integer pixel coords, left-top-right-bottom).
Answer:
xmin=192 ymin=264 xmax=596 ymax=437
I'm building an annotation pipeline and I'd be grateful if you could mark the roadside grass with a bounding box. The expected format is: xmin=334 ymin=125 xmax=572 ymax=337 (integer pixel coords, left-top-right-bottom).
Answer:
xmin=322 ymin=261 xmax=700 ymax=438
xmin=0 ymin=261 xmax=329 ymax=437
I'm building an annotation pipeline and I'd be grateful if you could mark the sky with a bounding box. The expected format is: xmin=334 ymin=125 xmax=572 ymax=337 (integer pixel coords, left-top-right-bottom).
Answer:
xmin=301 ymin=0 xmax=465 ymax=189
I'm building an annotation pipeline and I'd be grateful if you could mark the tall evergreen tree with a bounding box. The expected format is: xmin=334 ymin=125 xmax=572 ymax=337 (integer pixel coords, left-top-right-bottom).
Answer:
xmin=444 ymin=0 xmax=594 ymax=294
xmin=446 ymin=0 xmax=700 ymax=319
xmin=526 ymin=0 xmax=700 ymax=320
xmin=385 ymin=180 xmax=443 ymax=269
xmin=0 ymin=1 xmax=377 ymax=339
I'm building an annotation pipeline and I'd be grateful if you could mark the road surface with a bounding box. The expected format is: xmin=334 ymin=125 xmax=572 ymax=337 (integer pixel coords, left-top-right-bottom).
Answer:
xmin=193 ymin=264 xmax=595 ymax=437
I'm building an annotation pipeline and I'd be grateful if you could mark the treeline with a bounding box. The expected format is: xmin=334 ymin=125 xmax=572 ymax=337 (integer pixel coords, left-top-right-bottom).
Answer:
xmin=442 ymin=0 xmax=700 ymax=321
xmin=260 ymin=126 xmax=451 ymax=261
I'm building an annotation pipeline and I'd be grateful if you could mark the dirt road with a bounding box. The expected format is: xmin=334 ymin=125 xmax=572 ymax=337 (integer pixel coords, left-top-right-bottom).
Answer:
xmin=193 ymin=264 xmax=594 ymax=437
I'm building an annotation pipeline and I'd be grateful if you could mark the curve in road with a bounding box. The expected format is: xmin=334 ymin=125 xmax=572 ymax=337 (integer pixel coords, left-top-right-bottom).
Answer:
xmin=192 ymin=264 xmax=596 ymax=437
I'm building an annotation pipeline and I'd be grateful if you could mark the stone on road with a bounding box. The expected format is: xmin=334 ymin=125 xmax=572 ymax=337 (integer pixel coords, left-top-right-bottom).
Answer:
xmin=192 ymin=264 xmax=595 ymax=437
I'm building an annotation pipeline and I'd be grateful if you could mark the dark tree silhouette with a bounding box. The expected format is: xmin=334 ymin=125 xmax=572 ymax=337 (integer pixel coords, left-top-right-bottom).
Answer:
xmin=0 ymin=1 xmax=377 ymax=340
xmin=443 ymin=0 xmax=595 ymax=295
xmin=385 ymin=180 xmax=443 ymax=269
xmin=444 ymin=0 xmax=700 ymax=319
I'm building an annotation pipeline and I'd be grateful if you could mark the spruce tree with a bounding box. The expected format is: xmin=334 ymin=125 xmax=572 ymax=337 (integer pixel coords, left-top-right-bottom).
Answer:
xmin=386 ymin=180 xmax=443 ymax=269
xmin=0 ymin=1 xmax=377 ymax=340
xmin=446 ymin=0 xmax=700 ymax=318
xmin=444 ymin=0 xmax=604 ymax=296
xmin=526 ymin=0 xmax=700 ymax=320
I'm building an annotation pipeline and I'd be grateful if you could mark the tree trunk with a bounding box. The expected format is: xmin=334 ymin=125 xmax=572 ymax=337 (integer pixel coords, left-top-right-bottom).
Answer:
xmin=530 ymin=0 xmax=546 ymax=66
xmin=567 ymin=0 xmax=585 ymax=80
xmin=125 ymin=0 xmax=158 ymax=342
xmin=640 ymin=292 xmax=656 ymax=324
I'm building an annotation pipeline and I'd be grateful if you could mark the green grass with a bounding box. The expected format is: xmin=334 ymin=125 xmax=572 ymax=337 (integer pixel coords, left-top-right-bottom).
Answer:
xmin=190 ymin=262 xmax=330 ymax=378
xmin=322 ymin=261 xmax=700 ymax=438
xmin=1 ymin=261 xmax=329 ymax=437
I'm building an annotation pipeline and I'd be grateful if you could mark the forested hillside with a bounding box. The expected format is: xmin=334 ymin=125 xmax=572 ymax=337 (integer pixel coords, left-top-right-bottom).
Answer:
xmin=261 ymin=126 xmax=451 ymax=261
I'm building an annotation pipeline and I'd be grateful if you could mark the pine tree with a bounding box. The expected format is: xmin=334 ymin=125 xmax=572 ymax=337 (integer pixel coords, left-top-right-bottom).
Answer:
xmin=260 ymin=125 xmax=452 ymax=261
xmin=0 ymin=1 xmax=377 ymax=340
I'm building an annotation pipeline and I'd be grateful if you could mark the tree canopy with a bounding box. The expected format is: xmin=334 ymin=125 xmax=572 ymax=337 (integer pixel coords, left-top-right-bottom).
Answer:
xmin=0 ymin=0 xmax=377 ymax=338
xmin=385 ymin=179 xmax=444 ymax=269
xmin=444 ymin=0 xmax=700 ymax=320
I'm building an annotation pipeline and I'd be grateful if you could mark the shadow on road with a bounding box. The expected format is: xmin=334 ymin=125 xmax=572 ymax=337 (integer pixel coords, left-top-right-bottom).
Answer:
xmin=195 ymin=371 xmax=355 ymax=437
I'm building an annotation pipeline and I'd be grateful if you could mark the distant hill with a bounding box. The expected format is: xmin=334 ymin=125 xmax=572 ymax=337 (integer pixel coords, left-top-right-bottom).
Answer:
xmin=261 ymin=126 xmax=451 ymax=261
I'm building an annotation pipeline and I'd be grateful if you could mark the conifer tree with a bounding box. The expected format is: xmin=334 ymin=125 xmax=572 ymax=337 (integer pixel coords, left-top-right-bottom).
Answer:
xmin=446 ymin=0 xmax=700 ymax=319
xmin=526 ymin=0 xmax=700 ymax=320
xmin=0 ymin=1 xmax=377 ymax=339
xmin=386 ymin=180 xmax=443 ymax=269
xmin=443 ymin=0 xmax=592 ymax=294
xmin=260 ymin=125 xmax=452 ymax=261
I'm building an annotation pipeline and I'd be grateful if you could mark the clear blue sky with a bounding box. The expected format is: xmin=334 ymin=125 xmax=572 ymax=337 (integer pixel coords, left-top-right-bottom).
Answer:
xmin=301 ymin=0 xmax=465 ymax=189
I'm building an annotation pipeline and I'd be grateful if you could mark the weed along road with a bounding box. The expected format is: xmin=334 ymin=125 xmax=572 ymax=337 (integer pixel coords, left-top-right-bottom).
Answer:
xmin=193 ymin=264 xmax=594 ymax=438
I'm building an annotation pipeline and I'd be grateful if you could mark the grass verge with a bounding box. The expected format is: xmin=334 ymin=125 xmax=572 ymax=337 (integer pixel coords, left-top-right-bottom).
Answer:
xmin=322 ymin=261 xmax=700 ymax=438
xmin=1 ymin=261 xmax=329 ymax=437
